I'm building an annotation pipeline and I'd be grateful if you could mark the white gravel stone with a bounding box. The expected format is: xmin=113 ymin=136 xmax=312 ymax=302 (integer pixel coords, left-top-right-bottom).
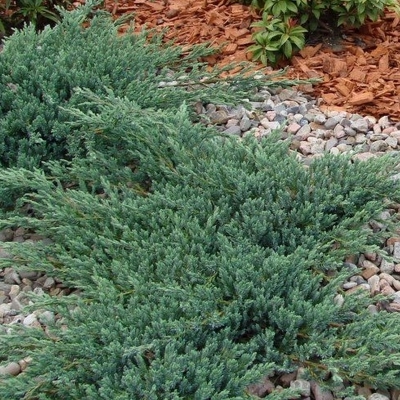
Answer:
xmin=314 ymin=114 xmax=326 ymax=124
xmin=369 ymin=393 xmax=390 ymax=400
xmin=351 ymin=118 xmax=369 ymax=132
xmin=334 ymin=294 xmax=344 ymax=307
xmin=9 ymin=285 xmax=20 ymax=300
xmin=368 ymin=275 xmax=380 ymax=295
xmin=23 ymin=313 xmax=38 ymax=327
xmin=378 ymin=115 xmax=391 ymax=128
xmin=290 ymin=379 xmax=311 ymax=396
xmin=380 ymin=259 xmax=395 ymax=274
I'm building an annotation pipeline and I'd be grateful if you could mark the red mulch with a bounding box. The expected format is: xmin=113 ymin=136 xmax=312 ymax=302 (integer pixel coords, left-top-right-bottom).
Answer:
xmin=85 ymin=0 xmax=400 ymax=120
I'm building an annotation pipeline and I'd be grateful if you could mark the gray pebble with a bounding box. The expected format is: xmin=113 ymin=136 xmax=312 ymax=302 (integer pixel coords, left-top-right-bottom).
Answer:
xmin=4 ymin=269 xmax=21 ymax=284
xmin=351 ymin=118 xmax=369 ymax=133
xmin=290 ymin=379 xmax=311 ymax=396
xmin=0 ymin=362 xmax=21 ymax=376
xmin=240 ymin=117 xmax=252 ymax=132
xmin=368 ymin=394 xmax=390 ymax=400
xmin=223 ymin=125 xmax=241 ymax=136
xmin=325 ymin=116 xmax=342 ymax=129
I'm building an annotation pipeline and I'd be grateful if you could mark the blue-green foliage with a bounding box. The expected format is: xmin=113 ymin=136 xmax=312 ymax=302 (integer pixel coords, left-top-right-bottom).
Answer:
xmin=0 ymin=90 xmax=400 ymax=398
xmin=0 ymin=1 xmax=296 ymax=172
xmin=1 ymin=4 xmax=400 ymax=399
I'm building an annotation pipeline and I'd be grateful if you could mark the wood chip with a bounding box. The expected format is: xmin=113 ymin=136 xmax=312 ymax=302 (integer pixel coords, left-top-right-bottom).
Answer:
xmin=223 ymin=43 xmax=238 ymax=55
xmin=349 ymin=92 xmax=374 ymax=105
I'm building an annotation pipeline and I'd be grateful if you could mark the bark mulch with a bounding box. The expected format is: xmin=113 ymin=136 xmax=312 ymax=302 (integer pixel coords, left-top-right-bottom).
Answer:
xmin=98 ymin=0 xmax=400 ymax=120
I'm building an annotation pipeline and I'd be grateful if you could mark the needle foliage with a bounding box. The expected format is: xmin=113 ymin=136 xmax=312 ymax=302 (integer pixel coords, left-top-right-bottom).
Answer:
xmin=1 ymin=3 xmax=400 ymax=400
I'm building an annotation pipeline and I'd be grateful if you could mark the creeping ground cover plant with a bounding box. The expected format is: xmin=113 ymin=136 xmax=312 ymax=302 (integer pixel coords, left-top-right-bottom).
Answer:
xmin=0 ymin=3 xmax=400 ymax=399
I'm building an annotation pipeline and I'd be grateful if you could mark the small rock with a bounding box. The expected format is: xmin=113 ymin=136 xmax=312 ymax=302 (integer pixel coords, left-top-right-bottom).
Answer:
xmin=362 ymin=263 xmax=380 ymax=279
xmin=247 ymin=376 xmax=275 ymax=397
xmin=208 ymin=110 xmax=229 ymax=124
xmin=299 ymin=141 xmax=312 ymax=155
xmin=280 ymin=371 xmax=297 ymax=387
xmin=287 ymin=122 xmax=301 ymax=134
xmin=381 ymin=284 xmax=396 ymax=296
xmin=0 ymin=362 xmax=21 ymax=376
xmin=0 ymin=247 xmax=12 ymax=259
xmin=23 ymin=313 xmax=38 ymax=327
xmin=351 ymin=118 xmax=369 ymax=133
xmin=18 ymin=357 xmax=31 ymax=372
xmin=370 ymin=140 xmax=388 ymax=152
xmin=226 ymin=118 xmax=239 ymax=128
xmin=165 ymin=8 xmax=180 ymax=18
xmin=278 ymin=89 xmax=296 ymax=101
xmin=18 ymin=270 xmax=39 ymax=280
xmin=380 ymin=259 xmax=395 ymax=274
xmin=364 ymin=252 xmax=377 ymax=261
xmin=394 ymin=242 xmax=400 ymax=259
xmin=4 ymin=269 xmax=21 ymax=284
xmin=9 ymin=285 xmax=20 ymax=300
xmin=355 ymin=133 xmax=367 ymax=143
xmin=391 ymin=388 xmax=400 ymax=400
xmin=260 ymin=119 xmax=280 ymax=130
xmin=358 ymin=386 xmax=373 ymax=398
xmin=13 ymin=227 xmax=25 ymax=238
xmin=325 ymin=137 xmax=338 ymax=151
xmin=311 ymin=381 xmax=334 ymax=400
xmin=345 ymin=284 xmax=370 ymax=295
xmin=296 ymin=124 xmax=311 ymax=140
xmin=380 ymin=273 xmax=394 ymax=286
xmin=0 ymin=303 xmax=11 ymax=318
xmin=314 ymin=114 xmax=326 ymax=124
xmin=223 ymin=126 xmax=241 ymax=136
xmin=336 ymin=143 xmax=351 ymax=153
xmin=334 ymin=294 xmax=344 ymax=307
xmin=38 ymin=310 xmax=55 ymax=325
xmin=368 ymin=393 xmax=390 ymax=400
xmin=352 ymin=152 xmax=376 ymax=162
xmin=368 ymin=304 xmax=378 ymax=314
xmin=0 ymin=228 xmax=14 ymax=241
xmin=389 ymin=302 xmax=400 ymax=312
xmin=265 ymin=110 xmax=276 ymax=121
xmin=343 ymin=281 xmax=357 ymax=289
xmin=290 ymin=379 xmax=311 ymax=397
xmin=378 ymin=115 xmax=391 ymax=129
xmin=386 ymin=136 xmax=398 ymax=148
xmin=368 ymin=275 xmax=380 ymax=295
xmin=43 ymin=277 xmax=56 ymax=290
xmin=240 ymin=117 xmax=252 ymax=132
xmin=325 ymin=116 xmax=342 ymax=129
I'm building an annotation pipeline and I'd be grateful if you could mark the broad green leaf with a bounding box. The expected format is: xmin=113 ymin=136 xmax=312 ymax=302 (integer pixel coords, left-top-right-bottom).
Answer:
xmin=286 ymin=2 xmax=298 ymax=13
xmin=290 ymin=35 xmax=305 ymax=49
xmin=283 ymin=40 xmax=293 ymax=58
xmin=279 ymin=33 xmax=290 ymax=45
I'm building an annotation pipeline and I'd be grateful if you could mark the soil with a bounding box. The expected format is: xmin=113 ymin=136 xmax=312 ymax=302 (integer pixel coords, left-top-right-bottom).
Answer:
xmin=98 ymin=0 xmax=400 ymax=120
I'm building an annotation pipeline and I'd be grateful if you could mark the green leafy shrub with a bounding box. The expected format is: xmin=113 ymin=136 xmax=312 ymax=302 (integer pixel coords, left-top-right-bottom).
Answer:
xmin=247 ymin=0 xmax=400 ymax=64
xmin=0 ymin=1 xmax=302 ymax=172
xmin=1 ymin=4 xmax=400 ymax=399
xmin=1 ymin=92 xmax=400 ymax=397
